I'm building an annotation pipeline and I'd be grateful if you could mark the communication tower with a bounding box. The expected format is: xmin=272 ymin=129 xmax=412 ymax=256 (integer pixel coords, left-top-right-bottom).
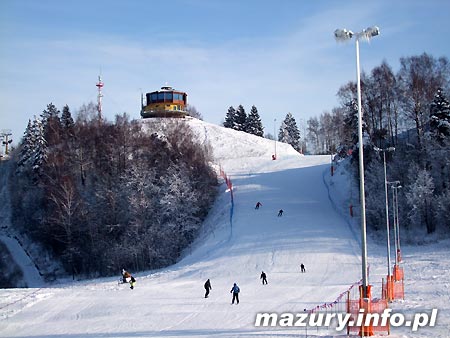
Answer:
xmin=96 ymin=75 xmax=104 ymax=119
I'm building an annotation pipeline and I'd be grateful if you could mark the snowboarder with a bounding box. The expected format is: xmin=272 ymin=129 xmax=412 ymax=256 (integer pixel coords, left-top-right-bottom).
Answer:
xmin=122 ymin=268 xmax=131 ymax=283
xmin=204 ymin=279 xmax=212 ymax=298
xmin=255 ymin=202 xmax=262 ymax=210
xmin=129 ymin=275 xmax=136 ymax=289
xmin=278 ymin=209 xmax=284 ymax=217
xmin=300 ymin=263 xmax=306 ymax=273
xmin=260 ymin=271 xmax=268 ymax=285
xmin=230 ymin=283 xmax=240 ymax=304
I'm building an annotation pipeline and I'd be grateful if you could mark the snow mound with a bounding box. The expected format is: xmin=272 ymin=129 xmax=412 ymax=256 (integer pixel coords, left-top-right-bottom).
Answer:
xmin=140 ymin=117 xmax=301 ymax=173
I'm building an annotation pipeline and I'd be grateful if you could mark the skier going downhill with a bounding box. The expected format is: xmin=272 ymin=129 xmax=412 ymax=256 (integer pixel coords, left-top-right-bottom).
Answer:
xmin=260 ymin=271 xmax=268 ymax=284
xmin=204 ymin=279 xmax=212 ymax=298
xmin=255 ymin=202 xmax=262 ymax=210
xmin=301 ymin=263 xmax=306 ymax=273
xmin=230 ymin=283 xmax=240 ymax=304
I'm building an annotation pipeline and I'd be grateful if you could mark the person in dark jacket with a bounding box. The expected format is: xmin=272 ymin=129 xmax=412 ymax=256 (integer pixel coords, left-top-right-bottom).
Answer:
xmin=129 ymin=275 xmax=136 ymax=289
xmin=260 ymin=271 xmax=268 ymax=284
xmin=300 ymin=263 xmax=306 ymax=273
xmin=255 ymin=202 xmax=262 ymax=209
xmin=230 ymin=283 xmax=240 ymax=304
xmin=278 ymin=209 xmax=284 ymax=217
xmin=204 ymin=279 xmax=212 ymax=298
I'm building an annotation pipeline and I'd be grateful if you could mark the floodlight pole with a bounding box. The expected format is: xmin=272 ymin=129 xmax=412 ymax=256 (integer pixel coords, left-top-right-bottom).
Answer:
xmin=374 ymin=147 xmax=395 ymax=283
xmin=354 ymin=37 xmax=370 ymax=299
xmin=335 ymin=26 xmax=380 ymax=299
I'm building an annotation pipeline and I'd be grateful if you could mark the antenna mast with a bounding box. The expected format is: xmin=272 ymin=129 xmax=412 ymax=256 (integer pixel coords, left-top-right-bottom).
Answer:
xmin=96 ymin=75 xmax=104 ymax=119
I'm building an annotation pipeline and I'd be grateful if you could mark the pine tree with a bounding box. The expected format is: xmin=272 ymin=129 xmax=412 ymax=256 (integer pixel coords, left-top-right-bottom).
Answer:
xmin=245 ymin=105 xmax=264 ymax=137
xmin=31 ymin=116 xmax=48 ymax=175
xmin=223 ymin=106 xmax=235 ymax=129
xmin=17 ymin=119 xmax=34 ymax=170
xmin=41 ymin=103 xmax=62 ymax=146
xmin=234 ymin=105 xmax=247 ymax=131
xmin=429 ymin=87 xmax=450 ymax=143
xmin=41 ymin=102 xmax=61 ymax=126
xmin=278 ymin=113 xmax=301 ymax=151
xmin=61 ymin=105 xmax=75 ymax=135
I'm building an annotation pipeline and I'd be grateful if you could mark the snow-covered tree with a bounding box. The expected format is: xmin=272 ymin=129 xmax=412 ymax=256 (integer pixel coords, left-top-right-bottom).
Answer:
xmin=31 ymin=116 xmax=47 ymax=175
xmin=429 ymin=87 xmax=450 ymax=143
xmin=307 ymin=117 xmax=320 ymax=154
xmin=434 ymin=189 xmax=450 ymax=232
xmin=245 ymin=105 xmax=264 ymax=137
xmin=223 ymin=106 xmax=235 ymax=129
xmin=234 ymin=105 xmax=247 ymax=131
xmin=405 ymin=165 xmax=435 ymax=234
xmin=17 ymin=119 xmax=34 ymax=170
xmin=278 ymin=113 xmax=301 ymax=151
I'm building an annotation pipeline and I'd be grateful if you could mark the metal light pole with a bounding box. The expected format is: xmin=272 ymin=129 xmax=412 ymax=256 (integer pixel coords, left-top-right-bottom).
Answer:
xmin=374 ymin=146 xmax=395 ymax=280
xmin=392 ymin=182 xmax=402 ymax=263
xmin=388 ymin=181 xmax=400 ymax=262
xmin=335 ymin=26 xmax=380 ymax=299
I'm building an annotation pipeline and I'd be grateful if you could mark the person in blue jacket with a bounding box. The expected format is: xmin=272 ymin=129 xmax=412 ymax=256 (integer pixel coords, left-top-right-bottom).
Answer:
xmin=230 ymin=283 xmax=240 ymax=304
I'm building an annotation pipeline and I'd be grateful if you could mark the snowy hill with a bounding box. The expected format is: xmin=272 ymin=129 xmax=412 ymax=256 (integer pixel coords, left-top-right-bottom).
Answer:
xmin=0 ymin=118 xmax=448 ymax=338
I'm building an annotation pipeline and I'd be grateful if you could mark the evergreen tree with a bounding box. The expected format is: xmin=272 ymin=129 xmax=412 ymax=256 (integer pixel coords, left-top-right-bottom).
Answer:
xmin=343 ymin=100 xmax=360 ymax=147
xmin=234 ymin=105 xmax=247 ymax=131
xmin=41 ymin=103 xmax=62 ymax=147
xmin=61 ymin=105 xmax=75 ymax=136
xmin=278 ymin=113 xmax=301 ymax=151
xmin=223 ymin=106 xmax=235 ymax=129
xmin=41 ymin=102 xmax=61 ymax=126
xmin=245 ymin=105 xmax=264 ymax=137
xmin=17 ymin=119 xmax=34 ymax=169
xmin=429 ymin=87 xmax=450 ymax=143
xmin=31 ymin=116 xmax=48 ymax=175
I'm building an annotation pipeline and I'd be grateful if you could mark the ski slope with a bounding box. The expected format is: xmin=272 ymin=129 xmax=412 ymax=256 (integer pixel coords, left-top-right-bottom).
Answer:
xmin=0 ymin=118 xmax=448 ymax=337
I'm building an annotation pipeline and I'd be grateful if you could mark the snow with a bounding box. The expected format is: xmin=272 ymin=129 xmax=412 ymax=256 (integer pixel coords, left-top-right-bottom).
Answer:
xmin=0 ymin=118 xmax=448 ymax=337
xmin=0 ymin=235 xmax=44 ymax=288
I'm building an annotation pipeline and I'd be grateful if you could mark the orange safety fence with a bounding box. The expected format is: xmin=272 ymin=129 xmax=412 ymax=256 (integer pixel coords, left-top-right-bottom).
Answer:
xmin=347 ymin=286 xmax=390 ymax=336
xmin=394 ymin=279 xmax=404 ymax=300
xmin=382 ymin=265 xmax=405 ymax=301
xmin=393 ymin=264 xmax=404 ymax=281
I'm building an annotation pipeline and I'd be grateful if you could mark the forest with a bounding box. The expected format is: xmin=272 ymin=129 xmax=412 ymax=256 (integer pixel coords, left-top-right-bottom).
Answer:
xmin=8 ymin=104 xmax=218 ymax=278
xmin=306 ymin=53 xmax=450 ymax=239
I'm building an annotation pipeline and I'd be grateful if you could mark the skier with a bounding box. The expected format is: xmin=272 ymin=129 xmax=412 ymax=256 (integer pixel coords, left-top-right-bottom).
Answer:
xmin=122 ymin=269 xmax=131 ymax=283
xmin=255 ymin=202 xmax=262 ymax=210
xmin=230 ymin=283 xmax=240 ymax=304
xmin=277 ymin=209 xmax=284 ymax=217
xmin=260 ymin=271 xmax=268 ymax=285
xmin=204 ymin=279 xmax=212 ymax=298
xmin=300 ymin=263 xmax=306 ymax=273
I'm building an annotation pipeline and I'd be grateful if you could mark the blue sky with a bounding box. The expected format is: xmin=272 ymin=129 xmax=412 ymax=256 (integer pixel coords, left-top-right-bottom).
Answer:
xmin=1 ymin=0 xmax=450 ymax=147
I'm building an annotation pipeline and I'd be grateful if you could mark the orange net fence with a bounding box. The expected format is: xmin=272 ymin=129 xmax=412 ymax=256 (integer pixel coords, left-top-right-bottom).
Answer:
xmin=346 ymin=286 xmax=390 ymax=336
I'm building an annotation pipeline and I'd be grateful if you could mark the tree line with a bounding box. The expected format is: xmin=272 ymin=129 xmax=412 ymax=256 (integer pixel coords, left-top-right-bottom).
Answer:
xmin=314 ymin=53 xmax=450 ymax=238
xmin=223 ymin=105 xmax=303 ymax=153
xmin=9 ymin=103 xmax=217 ymax=278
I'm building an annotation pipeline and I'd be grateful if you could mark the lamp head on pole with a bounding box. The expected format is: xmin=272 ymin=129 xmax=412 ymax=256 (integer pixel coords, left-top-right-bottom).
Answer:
xmin=334 ymin=26 xmax=380 ymax=42
xmin=334 ymin=28 xmax=354 ymax=42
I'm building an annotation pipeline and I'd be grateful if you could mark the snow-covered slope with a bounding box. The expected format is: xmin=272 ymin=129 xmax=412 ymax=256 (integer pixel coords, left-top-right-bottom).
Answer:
xmin=0 ymin=118 xmax=448 ymax=338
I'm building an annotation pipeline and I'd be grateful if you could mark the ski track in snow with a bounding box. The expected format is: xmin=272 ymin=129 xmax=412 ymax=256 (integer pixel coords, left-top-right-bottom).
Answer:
xmin=0 ymin=118 xmax=448 ymax=338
